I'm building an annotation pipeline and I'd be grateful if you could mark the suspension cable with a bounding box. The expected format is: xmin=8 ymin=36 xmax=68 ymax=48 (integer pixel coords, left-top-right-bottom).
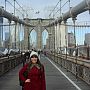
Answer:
xmin=5 ymin=0 xmax=6 ymax=10
xmin=14 ymin=0 xmax=15 ymax=15
xmin=6 ymin=0 xmax=24 ymax=17
xmin=53 ymin=0 xmax=69 ymax=18
xmin=85 ymin=0 xmax=90 ymax=14
xmin=72 ymin=17 xmax=77 ymax=48
xmin=8 ymin=20 xmax=11 ymax=52
xmin=59 ymin=0 xmax=61 ymax=16
xmin=15 ymin=0 xmax=25 ymax=12
xmin=49 ymin=0 xmax=60 ymax=17
xmin=68 ymin=0 xmax=70 ymax=9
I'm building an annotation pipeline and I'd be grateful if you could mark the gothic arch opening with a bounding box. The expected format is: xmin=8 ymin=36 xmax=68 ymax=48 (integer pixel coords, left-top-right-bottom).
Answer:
xmin=30 ymin=29 xmax=37 ymax=49
xmin=42 ymin=29 xmax=48 ymax=49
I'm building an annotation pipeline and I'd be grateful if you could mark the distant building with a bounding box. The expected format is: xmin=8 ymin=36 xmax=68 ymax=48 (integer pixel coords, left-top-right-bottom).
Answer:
xmin=68 ymin=32 xmax=75 ymax=47
xmin=5 ymin=32 xmax=9 ymax=41
xmin=4 ymin=32 xmax=9 ymax=48
xmin=85 ymin=33 xmax=90 ymax=45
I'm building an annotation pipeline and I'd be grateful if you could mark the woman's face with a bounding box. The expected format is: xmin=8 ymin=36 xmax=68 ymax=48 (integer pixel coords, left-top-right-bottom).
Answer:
xmin=31 ymin=55 xmax=38 ymax=64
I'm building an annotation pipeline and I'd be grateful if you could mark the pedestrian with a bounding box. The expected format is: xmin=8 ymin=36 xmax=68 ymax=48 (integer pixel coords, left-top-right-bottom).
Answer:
xmin=38 ymin=50 xmax=41 ymax=60
xmin=21 ymin=52 xmax=26 ymax=67
xmin=19 ymin=51 xmax=46 ymax=90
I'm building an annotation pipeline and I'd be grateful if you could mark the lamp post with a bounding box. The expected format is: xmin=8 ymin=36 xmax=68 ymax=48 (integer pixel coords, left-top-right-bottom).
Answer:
xmin=14 ymin=22 xmax=17 ymax=49
xmin=72 ymin=17 xmax=77 ymax=48
xmin=7 ymin=20 xmax=11 ymax=57
xmin=49 ymin=33 xmax=52 ymax=50
xmin=28 ymin=32 xmax=30 ymax=50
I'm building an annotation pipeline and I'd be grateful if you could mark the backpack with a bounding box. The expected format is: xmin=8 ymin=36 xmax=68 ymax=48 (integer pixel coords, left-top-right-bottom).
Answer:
xmin=19 ymin=65 xmax=30 ymax=86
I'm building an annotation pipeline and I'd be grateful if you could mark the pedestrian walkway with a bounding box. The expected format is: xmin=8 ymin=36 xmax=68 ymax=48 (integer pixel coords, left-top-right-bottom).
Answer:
xmin=0 ymin=64 xmax=21 ymax=90
xmin=0 ymin=54 xmax=90 ymax=90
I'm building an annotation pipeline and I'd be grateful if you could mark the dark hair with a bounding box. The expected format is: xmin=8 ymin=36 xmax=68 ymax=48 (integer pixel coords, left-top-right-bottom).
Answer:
xmin=28 ymin=55 xmax=43 ymax=71
xmin=30 ymin=55 xmax=38 ymax=58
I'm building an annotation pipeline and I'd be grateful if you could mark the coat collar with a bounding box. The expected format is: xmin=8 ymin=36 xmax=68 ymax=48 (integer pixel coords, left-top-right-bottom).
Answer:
xmin=30 ymin=64 xmax=40 ymax=69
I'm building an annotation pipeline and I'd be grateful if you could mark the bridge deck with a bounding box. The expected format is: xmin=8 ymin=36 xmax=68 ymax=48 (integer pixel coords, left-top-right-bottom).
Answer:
xmin=0 ymin=54 xmax=90 ymax=90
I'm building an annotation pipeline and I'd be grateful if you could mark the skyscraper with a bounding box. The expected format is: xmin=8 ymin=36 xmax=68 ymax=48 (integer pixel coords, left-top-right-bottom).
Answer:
xmin=85 ymin=33 xmax=90 ymax=45
xmin=5 ymin=32 xmax=9 ymax=41
xmin=68 ymin=32 xmax=75 ymax=47
xmin=4 ymin=32 xmax=9 ymax=48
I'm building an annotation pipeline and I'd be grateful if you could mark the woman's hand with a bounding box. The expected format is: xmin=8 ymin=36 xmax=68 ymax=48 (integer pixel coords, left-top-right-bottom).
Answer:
xmin=25 ymin=79 xmax=30 ymax=83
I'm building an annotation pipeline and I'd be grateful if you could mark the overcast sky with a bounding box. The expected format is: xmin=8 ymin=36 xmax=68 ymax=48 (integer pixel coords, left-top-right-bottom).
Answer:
xmin=1 ymin=0 xmax=89 ymax=20
xmin=1 ymin=0 xmax=90 ymax=45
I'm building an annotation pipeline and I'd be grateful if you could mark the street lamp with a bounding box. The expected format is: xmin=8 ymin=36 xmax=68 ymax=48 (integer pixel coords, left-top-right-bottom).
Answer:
xmin=49 ymin=33 xmax=52 ymax=50
xmin=72 ymin=17 xmax=77 ymax=48
xmin=28 ymin=32 xmax=30 ymax=50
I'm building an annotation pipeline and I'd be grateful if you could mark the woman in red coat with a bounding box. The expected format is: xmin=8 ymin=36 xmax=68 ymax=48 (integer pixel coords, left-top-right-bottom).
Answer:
xmin=19 ymin=51 xmax=46 ymax=90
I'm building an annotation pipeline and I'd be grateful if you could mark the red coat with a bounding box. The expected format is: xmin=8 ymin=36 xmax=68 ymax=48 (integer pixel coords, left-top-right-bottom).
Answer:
xmin=19 ymin=64 xmax=46 ymax=90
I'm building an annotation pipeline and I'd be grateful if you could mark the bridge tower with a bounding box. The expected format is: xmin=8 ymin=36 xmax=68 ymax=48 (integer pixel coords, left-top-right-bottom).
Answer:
xmin=23 ymin=18 xmax=54 ymax=50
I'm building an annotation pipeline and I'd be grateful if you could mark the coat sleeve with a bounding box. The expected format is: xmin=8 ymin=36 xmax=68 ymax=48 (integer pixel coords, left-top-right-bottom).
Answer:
xmin=19 ymin=64 xmax=28 ymax=82
xmin=41 ymin=65 xmax=46 ymax=90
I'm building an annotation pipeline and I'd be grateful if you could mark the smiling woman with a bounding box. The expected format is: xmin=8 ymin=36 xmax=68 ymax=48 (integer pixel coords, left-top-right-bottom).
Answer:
xmin=19 ymin=51 xmax=46 ymax=90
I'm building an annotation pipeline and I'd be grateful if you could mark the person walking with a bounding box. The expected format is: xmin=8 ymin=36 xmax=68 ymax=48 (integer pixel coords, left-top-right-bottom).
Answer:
xmin=38 ymin=50 xmax=41 ymax=60
xmin=21 ymin=52 xmax=26 ymax=67
xmin=19 ymin=51 xmax=46 ymax=90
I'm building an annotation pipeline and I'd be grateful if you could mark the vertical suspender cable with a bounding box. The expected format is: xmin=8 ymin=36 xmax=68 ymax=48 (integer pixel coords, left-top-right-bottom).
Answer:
xmin=56 ymin=24 xmax=58 ymax=62
xmin=5 ymin=0 xmax=6 ymax=11
xmin=60 ymin=0 xmax=61 ymax=16
xmin=59 ymin=23 xmax=61 ymax=54
xmin=68 ymin=0 xmax=70 ymax=9
xmin=18 ymin=24 xmax=20 ymax=51
xmin=15 ymin=22 xmax=17 ymax=49
xmin=65 ymin=21 xmax=67 ymax=59
xmin=59 ymin=0 xmax=61 ymax=53
xmin=52 ymin=19 xmax=55 ymax=54
xmin=14 ymin=0 xmax=15 ymax=15
xmin=73 ymin=18 xmax=76 ymax=48
xmin=72 ymin=17 xmax=78 ymax=79
xmin=8 ymin=20 xmax=11 ymax=55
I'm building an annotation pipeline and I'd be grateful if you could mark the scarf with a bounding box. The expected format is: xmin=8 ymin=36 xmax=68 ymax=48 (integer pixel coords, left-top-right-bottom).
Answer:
xmin=30 ymin=64 xmax=40 ymax=70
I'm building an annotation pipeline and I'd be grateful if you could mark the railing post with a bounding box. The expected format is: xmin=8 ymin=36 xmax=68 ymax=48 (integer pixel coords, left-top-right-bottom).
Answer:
xmin=75 ymin=44 xmax=79 ymax=80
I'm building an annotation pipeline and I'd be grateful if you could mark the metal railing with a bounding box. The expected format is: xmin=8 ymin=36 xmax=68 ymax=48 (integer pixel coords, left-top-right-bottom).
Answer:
xmin=46 ymin=52 xmax=90 ymax=85
xmin=0 ymin=54 xmax=22 ymax=76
